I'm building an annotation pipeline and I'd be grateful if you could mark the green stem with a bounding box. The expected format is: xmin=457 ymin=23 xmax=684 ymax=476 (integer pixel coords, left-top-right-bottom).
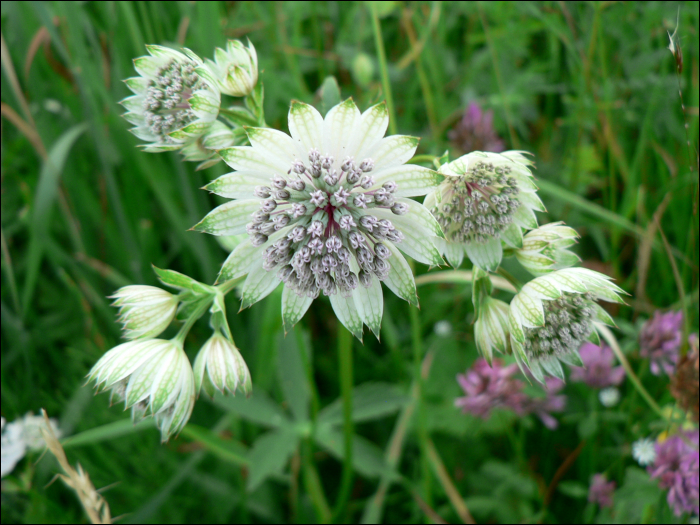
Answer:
xmin=369 ymin=3 xmax=397 ymax=135
xmin=410 ymin=154 xmax=437 ymax=165
xmin=302 ymin=439 xmax=332 ymax=523
xmin=409 ymin=298 xmax=433 ymax=516
xmin=173 ymin=298 xmax=213 ymax=345
xmin=496 ymin=267 xmax=523 ymax=291
xmin=333 ymin=325 xmax=354 ymax=521
xmin=598 ymin=324 xmax=668 ymax=421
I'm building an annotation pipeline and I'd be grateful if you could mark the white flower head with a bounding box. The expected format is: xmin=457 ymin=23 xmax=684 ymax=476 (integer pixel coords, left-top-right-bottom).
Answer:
xmin=425 ymin=151 xmax=544 ymax=271
xmin=1 ymin=413 xmax=61 ymax=477
xmin=88 ymin=339 xmax=195 ymax=441
xmin=508 ymin=268 xmax=626 ymax=383
xmin=196 ymin=99 xmax=445 ymax=340
xmin=474 ymin=297 xmax=511 ymax=363
xmin=598 ymin=386 xmax=620 ymax=407
xmin=516 ymin=222 xmax=580 ymax=277
xmin=121 ymin=45 xmax=220 ymax=152
xmin=193 ymin=332 xmax=251 ymax=397
xmin=632 ymin=437 xmax=657 ymax=466
xmin=205 ymin=39 xmax=258 ymax=97
xmin=111 ymin=285 xmax=179 ymax=340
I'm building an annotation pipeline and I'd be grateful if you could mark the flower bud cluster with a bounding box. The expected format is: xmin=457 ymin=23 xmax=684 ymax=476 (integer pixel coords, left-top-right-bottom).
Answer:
xmin=516 ymin=222 xmax=580 ymax=277
xmin=247 ymin=150 xmax=405 ymax=299
xmin=432 ymin=160 xmax=520 ymax=244
xmin=206 ymin=40 xmax=258 ymax=97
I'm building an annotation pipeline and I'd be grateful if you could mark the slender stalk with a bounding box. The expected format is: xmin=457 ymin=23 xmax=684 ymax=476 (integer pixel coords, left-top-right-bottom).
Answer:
xmin=598 ymin=324 xmax=668 ymax=421
xmin=302 ymin=440 xmax=332 ymax=523
xmin=496 ymin=267 xmax=523 ymax=291
xmin=410 ymin=154 xmax=438 ymax=166
xmin=369 ymin=3 xmax=397 ymax=135
xmin=333 ymin=325 xmax=354 ymax=521
xmin=425 ymin=439 xmax=475 ymax=524
xmin=173 ymin=298 xmax=213 ymax=344
xmin=409 ymin=298 xmax=433 ymax=516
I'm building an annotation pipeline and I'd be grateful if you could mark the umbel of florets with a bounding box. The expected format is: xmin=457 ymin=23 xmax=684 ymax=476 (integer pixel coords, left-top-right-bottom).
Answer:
xmin=121 ymin=46 xmax=220 ymax=152
xmin=195 ymin=99 xmax=445 ymax=339
xmin=425 ymin=151 xmax=544 ymax=271
xmin=508 ymin=268 xmax=626 ymax=383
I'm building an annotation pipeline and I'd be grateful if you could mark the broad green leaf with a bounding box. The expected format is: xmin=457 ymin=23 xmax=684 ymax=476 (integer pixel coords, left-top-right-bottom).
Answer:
xmin=314 ymin=426 xmax=396 ymax=479
xmin=247 ymin=428 xmax=299 ymax=491
xmin=210 ymin=390 xmax=292 ymax=429
xmin=317 ymin=382 xmax=410 ymax=426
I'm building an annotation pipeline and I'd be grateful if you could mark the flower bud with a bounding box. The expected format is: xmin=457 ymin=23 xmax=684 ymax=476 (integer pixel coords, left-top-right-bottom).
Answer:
xmin=111 ymin=285 xmax=179 ymax=339
xmin=206 ymin=40 xmax=258 ymax=97
xmin=474 ymin=297 xmax=510 ymax=363
xmin=515 ymin=222 xmax=579 ymax=277
xmin=88 ymin=339 xmax=195 ymax=441
xmin=193 ymin=333 xmax=251 ymax=398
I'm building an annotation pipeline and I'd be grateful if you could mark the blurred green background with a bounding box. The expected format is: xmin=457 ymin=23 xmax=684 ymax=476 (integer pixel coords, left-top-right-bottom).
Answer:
xmin=1 ymin=1 xmax=698 ymax=523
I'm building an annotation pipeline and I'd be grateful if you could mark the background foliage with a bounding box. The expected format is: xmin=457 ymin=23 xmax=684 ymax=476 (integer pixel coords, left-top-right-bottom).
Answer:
xmin=1 ymin=1 xmax=698 ymax=523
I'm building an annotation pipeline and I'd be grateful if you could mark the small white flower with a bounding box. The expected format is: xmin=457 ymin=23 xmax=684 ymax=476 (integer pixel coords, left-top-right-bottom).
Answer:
xmin=193 ymin=332 xmax=251 ymax=397
xmin=508 ymin=268 xmax=626 ymax=383
xmin=632 ymin=437 xmax=657 ymax=466
xmin=516 ymin=222 xmax=580 ymax=277
xmin=111 ymin=285 xmax=179 ymax=340
xmin=598 ymin=387 xmax=620 ymax=407
xmin=434 ymin=320 xmax=453 ymax=338
xmin=425 ymin=151 xmax=544 ymax=271
xmin=197 ymin=99 xmax=445 ymax=339
xmin=88 ymin=339 xmax=195 ymax=441
xmin=121 ymin=45 xmax=220 ymax=152
xmin=1 ymin=413 xmax=61 ymax=477
xmin=474 ymin=297 xmax=510 ymax=363
xmin=205 ymin=40 xmax=258 ymax=97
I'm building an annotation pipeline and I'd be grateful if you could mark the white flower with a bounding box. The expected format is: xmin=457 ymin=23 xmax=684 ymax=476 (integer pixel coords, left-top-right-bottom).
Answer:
xmin=111 ymin=285 xmax=179 ymax=339
xmin=121 ymin=45 xmax=220 ymax=152
xmin=195 ymin=99 xmax=445 ymax=339
xmin=180 ymin=120 xmax=239 ymax=170
xmin=434 ymin=320 xmax=453 ymax=338
xmin=474 ymin=297 xmax=510 ymax=363
xmin=508 ymin=268 xmax=626 ymax=383
xmin=205 ymin=40 xmax=258 ymax=97
xmin=193 ymin=332 xmax=251 ymax=397
xmin=2 ymin=413 xmax=61 ymax=477
xmin=425 ymin=151 xmax=544 ymax=271
xmin=598 ymin=387 xmax=620 ymax=407
xmin=632 ymin=437 xmax=657 ymax=466
xmin=88 ymin=339 xmax=195 ymax=441
xmin=515 ymin=222 xmax=580 ymax=277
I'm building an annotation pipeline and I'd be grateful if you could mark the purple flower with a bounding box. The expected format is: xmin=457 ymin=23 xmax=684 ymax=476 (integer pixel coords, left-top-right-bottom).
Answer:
xmin=640 ymin=311 xmax=683 ymax=376
xmin=448 ymin=102 xmax=505 ymax=154
xmin=455 ymin=359 xmax=527 ymax=419
xmin=648 ymin=430 xmax=699 ymax=516
xmin=523 ymin=377 xmax=567 ymax=430
xmin=455 ymin=359 xmax=566 ymax=428
xmin=569 ymin=343 xmax=626 ymax=388
xmin=588 ymin=473 xmax=616 ymax=508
